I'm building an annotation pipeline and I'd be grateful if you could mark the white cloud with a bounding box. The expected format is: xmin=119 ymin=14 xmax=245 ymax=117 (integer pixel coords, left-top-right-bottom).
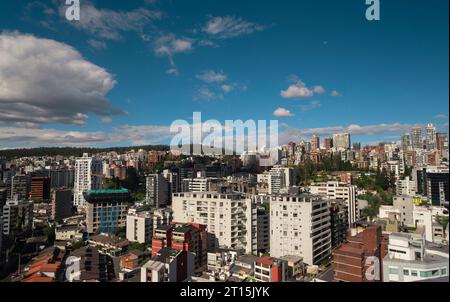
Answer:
xmin=154 ymin=34 xmax=193 ymax=75
xmin=221 ymin=84 xmax=234 ymax=93
xmin=154 ymin=34 xmax=193 ymax=56
xmin=281 ymin=81 xmax=314 ymax=99
xmin=301 ymin=100 xmax=322 ymax=112
xmin=279 ymin=122 xmax=420 ymax=144
xmin=87 ymin=39 xmax=107 ymax=50
xmin=0 ymin=32 xmax=124 ymax=126
xmin=195 ymin=86 xmax=223 ymax=101
xmin=330 ymin=90 xmax=341 ymax=97
xmin=202 ymin=16 xmax=265 ymax=39
xmin=61 ymin=2 xmax=162 ymax=41
xmin=313 ymin=85 xmax=325 ymax=94
xmin=273 ymin=108 xmax=295 ymax=118
xmin=434 ymin=114 xmax=448 ymax=119
xmin=196 ymin=70 xmax=227 ymax=83
xmin=100 ymin=117 xmax=113 ymax=124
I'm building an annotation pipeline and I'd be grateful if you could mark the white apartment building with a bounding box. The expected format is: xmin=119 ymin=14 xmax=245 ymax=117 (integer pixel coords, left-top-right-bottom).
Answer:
xmin=73 ymin=153 xmax=103 ymax=207
xmin=270 ymin=194 xmax=331 ymax=265
xmin=172 ymin=192 xmax=256 ymax=254
xmin=309 ymin=181 xmax=358 ymax=225
xmin=383 ymin=232 xmax=448 ymax=282
xmin=257 ymin=166 xmax=295 ymax=195
xmin=126 ymin=208 xmax=173 ymax=244
xmin=413 ymin=205 xmax=448 ymax=243
xmin=396 ymin=177 xmax=416 ymax=196
xmin=126 ymin=209 xmax=153 ymax=244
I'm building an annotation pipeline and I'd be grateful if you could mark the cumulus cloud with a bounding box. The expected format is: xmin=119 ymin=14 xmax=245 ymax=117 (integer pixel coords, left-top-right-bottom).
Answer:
xmin=196 ymin=70 xmax=227 ymax=83
xmin=281 ymin=81 xmax=314 ymax=99
xmin=221 ymin=84 xmax=234 ymax=93
xmin=195 ymin=86 xmax=223 ymax=101
xmin=273 ymin=108 xmax=295 ymax=118
xmin=330 ymin=90 xmax=341 ymax=97
xmin=0 ymin=32 xmax=125 ymax=126
xmin=313 ymin=85 xmax=325 ymax=94
xmin=202 ymin=16 xmax=266 ymax=39
xmin=61 ymin=2 xmax=162 ymax=41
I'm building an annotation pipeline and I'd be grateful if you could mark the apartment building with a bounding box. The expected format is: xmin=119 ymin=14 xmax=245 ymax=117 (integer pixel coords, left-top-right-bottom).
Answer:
xmin=309 ymin=181 xmax=358 ymax=225
xmin=73 ymin=153 xmax=103 ymax=207
xmin=84 ymin=189 xmax=130 ymax=234
xmin=172 ymin=192 xmax=256 ymax=254
xmin=2 ymin=199 xmax=34 ymax=236
xmin=270 ymin=194 xmax=331 ymax=265
xmin=333 ymin=225 xmax=388 ymax=282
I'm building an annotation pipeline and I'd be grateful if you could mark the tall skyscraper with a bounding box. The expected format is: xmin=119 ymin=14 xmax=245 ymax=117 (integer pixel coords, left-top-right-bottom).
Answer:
xmin=436 ymin=133 xmax=449 ymax=159
xmin=401 ymin=133 xmax=412 ymax=151
xmin=411 ymin=127 xmax=423 ymax=149
xmin=73 ymin=153 xmax=103 ymax=207
xmin=426 ymin=124 xmax=437 ymax=150
xmin=311 ymin=135 xmax=320 ymax=151
xmin=146 ymin=174 xmax=169 ymax=208
xmin=332 ymin=133 xmax=351 ymax=150
xmin=323 ymin=138 xmax=333 ymax=151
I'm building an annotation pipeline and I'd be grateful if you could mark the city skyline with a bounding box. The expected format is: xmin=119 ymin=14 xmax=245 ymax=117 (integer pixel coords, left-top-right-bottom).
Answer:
xmin=0 ymin=0 xmax=448 ymax=149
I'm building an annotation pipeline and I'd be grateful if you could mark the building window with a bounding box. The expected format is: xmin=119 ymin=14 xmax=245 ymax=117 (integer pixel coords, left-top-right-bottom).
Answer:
xmin=389 ymin=267 xmax=399 ymax=275
xmin=411 ymin=270 xmax=417 ymax=277
xmin=441 ymin=268 xmax=447 ymax=276
xmin=403 ymin=269 xmax=409 ymax=276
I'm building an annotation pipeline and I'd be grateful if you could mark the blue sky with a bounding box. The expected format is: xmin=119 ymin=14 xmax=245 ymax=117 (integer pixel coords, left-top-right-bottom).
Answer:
xmin=0 ymin=0 xmax=448 ymax=148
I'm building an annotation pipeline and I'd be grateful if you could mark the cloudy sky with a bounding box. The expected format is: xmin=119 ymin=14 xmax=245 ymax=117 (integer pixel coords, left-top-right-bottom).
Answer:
xmin=0 ymin=0 xmax=448 ymax=148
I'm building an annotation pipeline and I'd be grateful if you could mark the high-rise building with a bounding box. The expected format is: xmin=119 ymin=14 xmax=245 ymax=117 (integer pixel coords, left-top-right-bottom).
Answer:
xmin=411 ymin=127 xmax=423 ymax=149
xmin=49 ymin=169 xmax=74 ymax=189
xmin=436 ymin=133 xmax=449 ymax=159
xmin=30 ymin=176 xmax=51 ymax=202
xmin=126 ymin=209 xmax=153 ymax=244
xmin=401 ymin=133 xmax=412 ymax=151
xmin=269 ymin=194 xmax=331 ymax=265
xmin=309 ymin=181 xmax=358 ymax=225
xmin=74 ymin=153 xmax=103 ymax=207
xmin=10 ymin=174 xmax=30 ymax=200
xmin=426 ymin=124 xmax=437 ymax=150
xmin=2 ymin=199 xmax=34 ymax=236
xmin=415 ymin=167 xmax=449 ymax=206
xmin=330 ymin=200 xmax=349 ymax=248
xmin=84 ymin=189 xmax=130 ymax=234
xmin=146 ymin=174 xmax=169 ymax=207
xmin=333 ymin=133 xmax=351 ymax=150
xmin=256 ymin=207 xmax=270 ymax=254
xmin=311 ymin=135 xmax=320 ymax=151
xmin=172 ymin=192 xmax=256 ymax=254
xmin=323 ymin=138 xmax=333 ymax=151
xmin=51 ymin=188 xmax=73 ymax=221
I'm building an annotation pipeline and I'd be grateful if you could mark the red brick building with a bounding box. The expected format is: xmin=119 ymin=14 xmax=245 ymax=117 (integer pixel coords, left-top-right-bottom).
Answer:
xmin=152 ymin=222 xmax=207 ymax=270
xmin=333 ymin=225 xmax=388 ymax=282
